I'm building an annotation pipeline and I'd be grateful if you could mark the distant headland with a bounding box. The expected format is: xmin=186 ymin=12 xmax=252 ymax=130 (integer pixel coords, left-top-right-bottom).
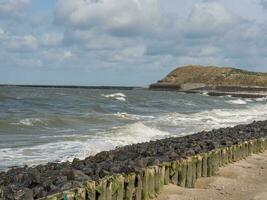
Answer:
xmin=150 ymin=65 xmax=267 ymax=98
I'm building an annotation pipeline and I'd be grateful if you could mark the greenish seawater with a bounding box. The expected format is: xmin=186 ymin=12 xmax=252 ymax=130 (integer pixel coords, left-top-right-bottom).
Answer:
xmin=0 ymin=86 xmax=266 ymax=170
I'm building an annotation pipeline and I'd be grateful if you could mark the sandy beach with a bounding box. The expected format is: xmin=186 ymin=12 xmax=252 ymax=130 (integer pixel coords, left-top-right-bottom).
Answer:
xmin=157 ymin=151 xmax=267 ymax=200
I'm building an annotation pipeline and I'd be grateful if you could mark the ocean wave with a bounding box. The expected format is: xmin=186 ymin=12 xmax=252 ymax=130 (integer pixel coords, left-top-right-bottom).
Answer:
xmin=105 ymin=122 xmax=170 ymax=146
xmin=244 ymin=98 xmax=253 ymax=102
xmin=155 ymin=103 xmax=267 ymax=132
xmin=226 ymin=99 xmax=247 ymax=105
xmin=0 ymin=122 xmax=170 ymax=169
xmin=12 ymin=118 xmax=46 ymax=126
xmin=0 ymin=94 xmax=19 ymax=101
xmin=112 ymin=112 xmax=155 ymax=120
xmin=200 ymin=91 xmax=209 ymax=96
xmin=102 ymin=93 xmax=126 ymax=101
xmin=255 ymin=97 xmax=267 ymax=102
xmin=0 ymin=139 xmax=114 ymax=168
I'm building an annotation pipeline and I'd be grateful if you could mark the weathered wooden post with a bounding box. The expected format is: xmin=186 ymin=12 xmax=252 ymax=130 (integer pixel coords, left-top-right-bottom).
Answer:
xmin=186 ymin=157 xmax=193 ymax=188
xmin=75 ymin=188 xmax=86 ymax=200
xmin=125 ymin=173 xmax=136 ymax=200
xmin=159 ymin=165 xmax=165 ymax=192
xmin=170 ymin=161 xmax=178 ymax=185
xmin=213 ymin=150 xmax=220 ymax=175
xmin=221 ymin=148 xmax=227 ymax=166
xmin=164 ymin=162 xmax=170 ymax=185
xmin=244 ymin=141 xmax=249 ymax=157
xmin=232 ymin=145 xmax=237 ymax=162
xmin=202 ymin=153 xmax=208 ymax=177
xmin=207 ymin=152 xmax=214 ymax=177
xmin=248 ymin=140 xmax=253 ymax=156
xmin=96 ymin=178 xmax=107 ymax=200
xmin=192 ymin=156 xmax=197 ymax=187
xmin=196 ymin=155 xmax=202 ymax=179
xmin=154 ymin=166 xmax=160 ymax=194
xmin=135 ymin=174 xmax=142 ymax=200
xmin=84 ymin=181 xmax=96 ymax=200
xmin=106 ymin=179 xmax=112 ymax=200
xmin=142 ymin=168 xmax=149 ymax=200
xmin=148 ymin=167 xmax=156 ymax=199
xmin=178 ymin=159 xmax=187 ymax=187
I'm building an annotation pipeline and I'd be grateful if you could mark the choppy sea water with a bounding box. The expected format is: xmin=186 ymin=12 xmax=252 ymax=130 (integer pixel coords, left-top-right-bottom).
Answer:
xmin=0 ymin=86 xmax=267 ymax=171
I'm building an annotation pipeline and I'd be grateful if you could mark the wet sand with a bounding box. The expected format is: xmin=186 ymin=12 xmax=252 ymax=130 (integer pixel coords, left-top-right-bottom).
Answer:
xmin=157 ymin=151 xmax=267 ymax=200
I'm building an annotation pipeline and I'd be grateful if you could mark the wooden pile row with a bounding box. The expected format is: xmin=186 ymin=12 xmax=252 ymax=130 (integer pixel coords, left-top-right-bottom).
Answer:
xmin=41 ymin=138 xmax=267 ymax=200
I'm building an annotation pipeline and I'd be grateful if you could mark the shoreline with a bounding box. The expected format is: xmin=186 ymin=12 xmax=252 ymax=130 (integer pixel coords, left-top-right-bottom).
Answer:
xmin=149 ymin=83 xmax=267 ymax=98
xmin=157 ymin=150 xmax=267 ymax=200
xmin=150 ymin=89 xmax=267 ymax=98
xmin=1 ymin=120 xmax=267 ymax=199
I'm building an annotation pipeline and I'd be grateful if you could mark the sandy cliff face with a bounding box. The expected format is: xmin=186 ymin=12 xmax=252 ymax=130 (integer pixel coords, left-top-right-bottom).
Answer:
xmin=154 ymin=65 xmax=267 ymax=88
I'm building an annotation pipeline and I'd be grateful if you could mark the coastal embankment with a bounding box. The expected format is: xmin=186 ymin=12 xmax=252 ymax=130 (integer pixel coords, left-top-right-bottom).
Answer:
xmin=0 ymin=120 xmax=267 ymax=199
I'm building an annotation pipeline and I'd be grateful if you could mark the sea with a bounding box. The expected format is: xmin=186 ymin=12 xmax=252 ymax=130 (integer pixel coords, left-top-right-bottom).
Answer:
xmin=0 ymin=86 xmax=267 ymax=171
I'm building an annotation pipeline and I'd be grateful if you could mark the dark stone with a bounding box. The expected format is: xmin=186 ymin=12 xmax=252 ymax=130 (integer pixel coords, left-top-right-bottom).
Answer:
xmin=136 ymin=158 xmax=148 ymax=168
xmin=99 ymin=169 xmax=110 ymax=178
xmin=169 ymin=152 xmax=179 ymax=159
xmin=220 ymin=140 xmax=232 ymax=146
xmin=62 ymin=170 xmax=89 ymax=182
xmin=32 ymin=186 xmax=46 ymax=199
xmin=59 ymin=182 xmax=72 ymax=191
xmin=53 ymin=176 xmax=67 ymax=186
xmin=23 ymin=189 xmax=33 ymax=200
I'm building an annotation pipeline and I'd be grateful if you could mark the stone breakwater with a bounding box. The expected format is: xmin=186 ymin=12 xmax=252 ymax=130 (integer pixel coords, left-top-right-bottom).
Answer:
xmin=1 ymin=121 xmax=267 ymax=200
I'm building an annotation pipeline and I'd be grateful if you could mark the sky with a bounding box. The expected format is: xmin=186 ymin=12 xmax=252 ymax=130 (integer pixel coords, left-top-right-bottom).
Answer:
xmin=0 ymin=0 xmax=267 ymax=86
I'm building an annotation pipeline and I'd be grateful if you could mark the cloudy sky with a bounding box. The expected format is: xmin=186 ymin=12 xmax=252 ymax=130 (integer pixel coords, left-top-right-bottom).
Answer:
xmin=1 ymin=0 xmax=267 ymax=86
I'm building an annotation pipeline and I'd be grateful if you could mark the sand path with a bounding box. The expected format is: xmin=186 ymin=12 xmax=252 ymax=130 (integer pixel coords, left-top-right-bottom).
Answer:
xmin=156 ymin=151 xmax=267 ymax=200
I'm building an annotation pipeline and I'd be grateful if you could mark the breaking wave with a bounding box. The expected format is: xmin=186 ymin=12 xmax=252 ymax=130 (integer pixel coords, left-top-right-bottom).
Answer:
xmin=255 ymin=97 xmax=267 ymax=102
xmin=1 ymin=87 xmax=267 ymax=170
xmin=226 ymin=99 xmax=247 ymax=105
xmin=155 ymin=103 xmax=267 ymax=134
xmin=0 ymin=122 xmax=170 ymax=168
xmin=102 ymin=93 xmax=126 ymax=101
xmin=111 ymin=112 xmax=155 ymax=120
xmin=13 ymin=118 xmax=46 ymax=126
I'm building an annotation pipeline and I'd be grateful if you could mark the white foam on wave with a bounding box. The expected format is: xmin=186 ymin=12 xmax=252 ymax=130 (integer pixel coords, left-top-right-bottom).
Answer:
xmin=244 ymin=98 xmax=253 ymax=102
xmin=155 ymin=103 xmax=267 ymax=133
xmin=200 ymin=91 xmax=209 ymax=96
xmin=106 ymin=122 xmax=170 ymax=146
xmin=0 ymin=122 xmax=170 ymax=169
xmin=3 ymin=97 xmax=267 ymax=170
xmin=255 ymin=96 xmax=267 ymax=102
xmin=102 ymin=93 xmax=127 ymax=101
xmin=0 ymin=139 xmax=114 ymax=168
xmin=226 ymin=99 xmax=247 ymax=105
xmin=112 ymin=112 xmax=155 ymax=120
xmin=13 ymin=118 xmax=46 ymax=126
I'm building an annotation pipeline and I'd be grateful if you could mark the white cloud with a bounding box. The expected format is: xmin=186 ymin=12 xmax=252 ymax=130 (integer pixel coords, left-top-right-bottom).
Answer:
xmin=199 ymin=46 xmax=221 ymax=57
xmin=1 ymin=0 xmax=267 ymax=85
xmin=63 ymin=50 xmax=73 ymax=59
xmin=3 ymin=34 xmax=38 ymax=51
xmin=41 ymin=32 xmax=63 ymax=47
xmin=189 ymin=2 xmax=235 ymax=27
xmin=0 ymin=28 xmax=5 ymax=35
xmin=0 ymin=0 xmax=32 ymax=15
xmin=53 ymin=0 xmax=267 ymax=74
xmin=55 ymin=0 xmax=160 ymax=36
